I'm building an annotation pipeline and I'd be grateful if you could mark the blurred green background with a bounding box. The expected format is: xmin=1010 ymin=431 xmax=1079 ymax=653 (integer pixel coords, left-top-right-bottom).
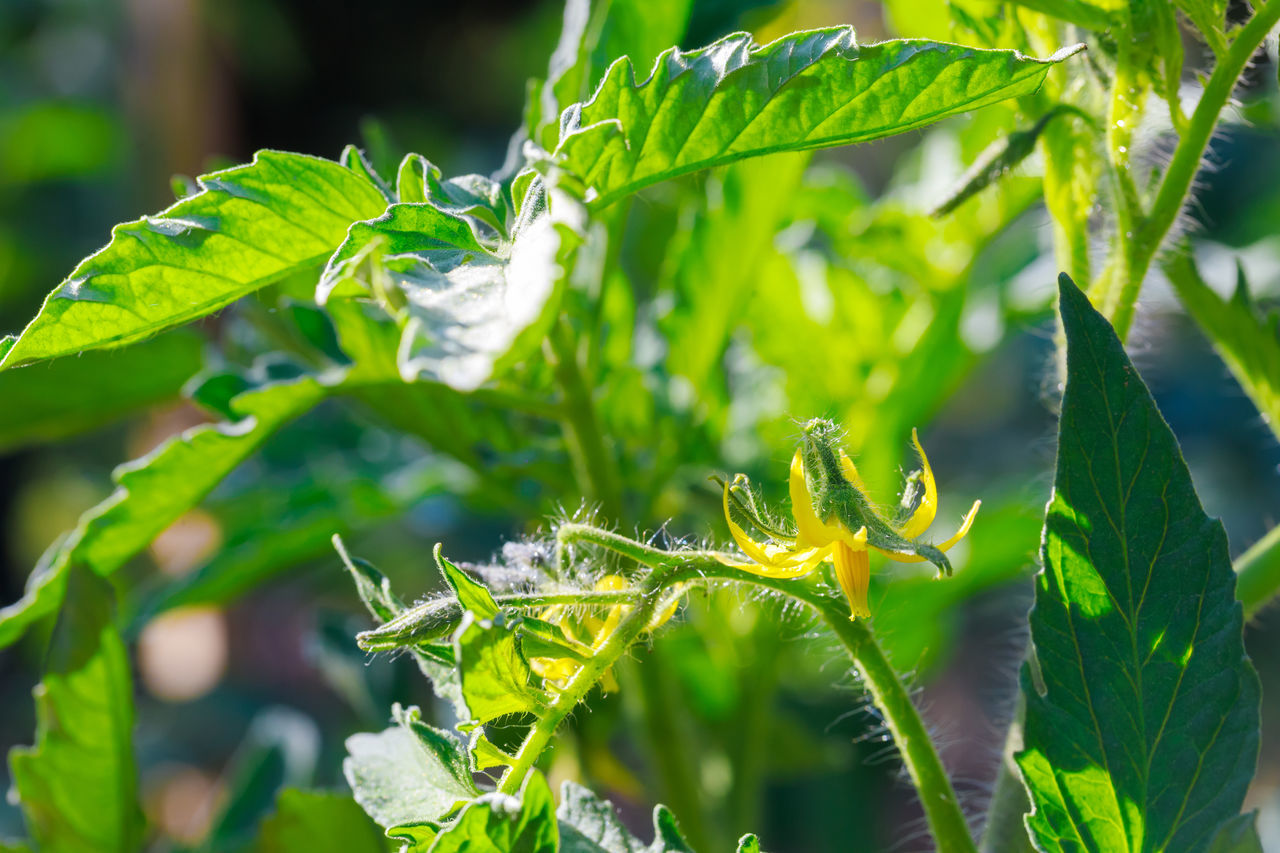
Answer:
xmin=2 ymin=1 xmax=1280 ymax=850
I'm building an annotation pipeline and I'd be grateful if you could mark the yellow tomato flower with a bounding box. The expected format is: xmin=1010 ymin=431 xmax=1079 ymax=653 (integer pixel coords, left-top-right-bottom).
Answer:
xmin=716 ymin=420 xmax=980 ymax=620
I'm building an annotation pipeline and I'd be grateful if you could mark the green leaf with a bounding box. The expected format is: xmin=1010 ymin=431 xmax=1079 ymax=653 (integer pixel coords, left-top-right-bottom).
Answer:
xmin=1205 ymin=813 xmax=1264 ymax=853
xmin=455 ymin=612 xmax=547 ymax=727
xmin=0 ymin=375 xmax=328 ymax=650
xmin=736 ymin=835 xmax=762 ymax=853
xmin=555 ymin=782 xmax=696 ymax=853
xmin=0 ymin=330 xmax=204 ymax=452
xmin=318 ymin=192 xmax=581 ymax=391
xmin=534 ymin=0 xmax=692 ymax=151
xmin=8 ymin=568 xmax=142 ymax=853
xmin=428 ymin=770 xmax=558 ymax=853
xmin=556 ymin=28 xmax=1080 ymax=208
xmin=343 ymin=707 xmax=478 ymax=831
xmin=0 ymin=150 xmax=387 ymax=369
xmin=258 ymin=789 xmax=390 ymax=853
xmin=436 ymin=544 xmax=500 ymax=619
xmin=1164 ymin=254 xmax=1280 ymax=444
xmin=1009 ymin=0 xmax=1116 ymax=30
xmin=1016 ymin=275 xmax=1261 ymax=853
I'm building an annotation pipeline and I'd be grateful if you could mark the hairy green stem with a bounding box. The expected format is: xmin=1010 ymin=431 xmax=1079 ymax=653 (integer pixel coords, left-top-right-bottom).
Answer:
xmin=547 ymin=321 xmax=623 ymax=521
xmin=1113 ymin=0 xmax=1280 ymax=337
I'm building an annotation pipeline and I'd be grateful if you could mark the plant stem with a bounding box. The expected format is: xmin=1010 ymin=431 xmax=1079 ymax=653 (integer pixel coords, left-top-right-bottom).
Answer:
xmin=1114 ymin=0 xmax=1280 ymax=336
xmin=804 ymin=591 xmax=978 ymax=853
xmin=547 ymin=321 xmax=623 ymax=521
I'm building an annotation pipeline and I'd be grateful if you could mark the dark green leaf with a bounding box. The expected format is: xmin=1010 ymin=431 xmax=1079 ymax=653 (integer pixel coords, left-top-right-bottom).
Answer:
xmin=556 ymin=28 xmax=1080 ymax=208
xmin=343 ymin=707 xmax=478 ymax=831
xmin=8 ymin=568 xmax=143 ymax=853
xmin=0 ymin=150 xmax=386 ymax=369
xmin=0 ymin=330 xmax=203 ymax=453
xmin=427 ymin=770 xmax=557 ymax=853
xmin=0 ymin=375 xmax=328 ymax=650
xmin=1016 ymin=275 xmax=1260 ymax=853
xmin=257 ymin=789 xmax=390 ymax=853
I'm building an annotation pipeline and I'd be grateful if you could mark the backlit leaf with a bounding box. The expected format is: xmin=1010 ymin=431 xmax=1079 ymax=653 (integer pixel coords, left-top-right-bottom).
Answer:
xmin=0 ymin=150 xmax=387 ymax=369
xmin=556 ymin=28 xmax=1079 ymax=208
xmin=8 ymin=569 xmax=142 ymax=853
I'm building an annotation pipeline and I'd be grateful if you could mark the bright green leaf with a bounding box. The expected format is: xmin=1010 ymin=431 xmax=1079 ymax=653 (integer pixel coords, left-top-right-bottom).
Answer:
xmin=0 ymin=330 xmax=203 ymax=453
xmin=0 ymin=150 xmax=387 ymax=369
xmin=8 ymin=568 xmax=142 ymax=853
xmin=736 ymin=835 xmax=762 ymax=853
xmin=257 ymin=789 xmax=390 ymax=853
xmin=428 ymin=770 xmax=557 ymax=853
xmin=0 ymin=375 xmax=328 ymax=650
xmin=343 ymin=707 xmax=478 ymax=832
xmin=556 ymin=28 xmax=1080 ymax=208
xmin=455 ymin=612 xmax=547 ymax=727
xmin=1016 ymin=275 xmax=1260 ymax=853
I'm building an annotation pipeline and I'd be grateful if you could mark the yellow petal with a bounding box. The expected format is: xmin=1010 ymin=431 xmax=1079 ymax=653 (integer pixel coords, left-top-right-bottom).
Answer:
xmin=897 ymin=428 xmax=938 ymax=539
xmin=724 ymin=478 xmax=823 ymax=571
xmin=790 ymin=450 xmax=843 ymax=548
xmin=833 ymin=537 xmax=871 ymax=620
xmin=876 ymin=500 xmax=981 ymax=563
xmin=837 ymin=450 xmax=872 ymax=496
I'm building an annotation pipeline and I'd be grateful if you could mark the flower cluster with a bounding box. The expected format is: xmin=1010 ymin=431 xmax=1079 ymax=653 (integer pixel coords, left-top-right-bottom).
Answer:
xmin=716 ymin=419 xmax=979 ymax=619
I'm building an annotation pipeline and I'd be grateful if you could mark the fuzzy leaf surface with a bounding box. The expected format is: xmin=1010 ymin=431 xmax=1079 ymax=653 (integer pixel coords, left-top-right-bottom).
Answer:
xmin=343 ymin=712 xmax=477 ymax=832
xmin=557 ymin=27 xmax=1078 ymax=207
xmin=556 ymin=782 xmax=696 ymax=853
xmin=1016 ymin=276 xmax=1260 ymax=852
xmin=8 ymin=569 xmax=142 ymax=853
xmin=1 ymin=150 xmax=386 ymax=369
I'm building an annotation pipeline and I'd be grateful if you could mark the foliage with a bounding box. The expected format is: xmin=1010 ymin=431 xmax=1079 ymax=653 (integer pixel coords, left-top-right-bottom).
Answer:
xmin=2 ymin=0 xmax=1279 ymax=851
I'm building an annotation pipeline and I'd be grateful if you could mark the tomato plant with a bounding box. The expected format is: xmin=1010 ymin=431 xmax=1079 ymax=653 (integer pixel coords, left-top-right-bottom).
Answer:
xmin=2 ymin=1 xmax=1279 ymax=851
